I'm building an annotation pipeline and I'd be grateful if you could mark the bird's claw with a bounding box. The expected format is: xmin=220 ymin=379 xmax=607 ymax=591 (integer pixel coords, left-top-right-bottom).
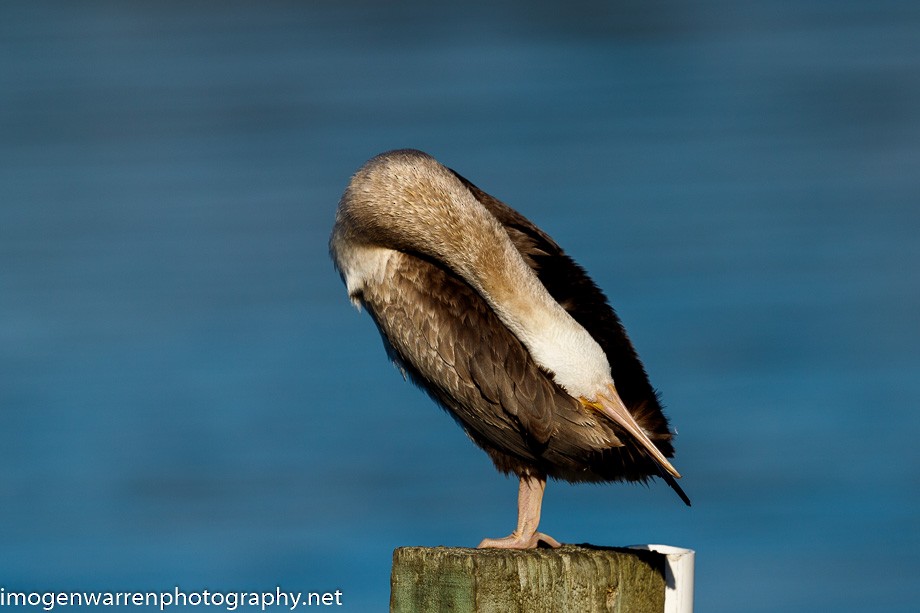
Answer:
xmin=477 ymin=531 xmax=561 ymax=549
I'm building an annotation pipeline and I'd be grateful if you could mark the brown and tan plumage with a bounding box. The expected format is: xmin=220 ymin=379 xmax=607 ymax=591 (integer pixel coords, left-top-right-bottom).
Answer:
xmin=330 ymin=149 xmax=689 ymax=549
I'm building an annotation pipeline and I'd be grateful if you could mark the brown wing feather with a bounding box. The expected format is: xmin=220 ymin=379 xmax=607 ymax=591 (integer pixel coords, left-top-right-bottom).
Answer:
xmin=452 ymin=171 xmax=676 ymax=457
xmin=359 ymin=248 xmax=682 ymax=484
xmin=452 ymin=171 xmax=689 ymax=502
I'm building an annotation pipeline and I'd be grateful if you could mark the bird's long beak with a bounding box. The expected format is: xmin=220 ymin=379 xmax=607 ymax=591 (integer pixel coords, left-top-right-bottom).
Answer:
xmin=582 ymin=383 xmax=682 ymax=479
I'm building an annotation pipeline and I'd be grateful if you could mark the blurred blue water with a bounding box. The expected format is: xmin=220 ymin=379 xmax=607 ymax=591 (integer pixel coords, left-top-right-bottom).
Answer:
xmin=1 ymin=1 xmax=918 ymax=611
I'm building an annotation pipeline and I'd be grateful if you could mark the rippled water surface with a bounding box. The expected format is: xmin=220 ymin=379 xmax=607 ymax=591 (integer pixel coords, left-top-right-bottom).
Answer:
xmin=2 ymin=2 xmax=918 ymax=611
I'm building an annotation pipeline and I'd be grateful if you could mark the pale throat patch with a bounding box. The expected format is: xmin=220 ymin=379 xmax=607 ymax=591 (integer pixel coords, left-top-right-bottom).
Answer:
xmin=334 ymin=242 xmax=395 ymax=309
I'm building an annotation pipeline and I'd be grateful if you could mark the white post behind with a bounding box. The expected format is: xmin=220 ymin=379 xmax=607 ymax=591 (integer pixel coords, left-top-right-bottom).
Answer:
xmin=628 ymin=544 xmax=695 ymax=613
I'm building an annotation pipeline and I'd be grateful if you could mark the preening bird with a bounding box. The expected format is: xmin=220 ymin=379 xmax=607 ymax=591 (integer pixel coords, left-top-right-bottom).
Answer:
xmin=330 ymin=149 xmax=689 ymax=549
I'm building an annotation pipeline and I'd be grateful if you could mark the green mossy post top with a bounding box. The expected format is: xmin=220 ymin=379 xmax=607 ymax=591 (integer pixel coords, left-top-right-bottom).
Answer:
xmin=390 ymin=545 xmax=667 ymax=613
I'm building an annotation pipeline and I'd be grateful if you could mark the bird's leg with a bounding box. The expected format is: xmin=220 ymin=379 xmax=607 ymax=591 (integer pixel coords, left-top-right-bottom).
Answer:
xmin=478 ymin=473 xmax=561 ymax=549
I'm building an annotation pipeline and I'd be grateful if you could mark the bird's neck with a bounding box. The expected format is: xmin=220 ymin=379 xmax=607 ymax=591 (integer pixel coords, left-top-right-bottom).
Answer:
xmin=336 ymin=154 xmax=613 ymax=398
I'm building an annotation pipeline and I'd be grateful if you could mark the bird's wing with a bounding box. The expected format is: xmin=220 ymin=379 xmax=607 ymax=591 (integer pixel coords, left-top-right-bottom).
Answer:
xmin=359 ymin=249 xmax=622 ymax=467
xmin=452 ymin=171 xmax=675 ymax=457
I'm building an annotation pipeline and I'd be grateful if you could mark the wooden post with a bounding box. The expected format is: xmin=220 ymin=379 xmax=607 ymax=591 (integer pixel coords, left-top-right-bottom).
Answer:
xmin=390 ymin=545 xmax=667 ymax=613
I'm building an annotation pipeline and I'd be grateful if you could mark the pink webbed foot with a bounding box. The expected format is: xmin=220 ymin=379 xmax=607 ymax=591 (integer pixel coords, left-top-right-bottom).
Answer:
xmin=478 ymin=531 xmax=561 ymax=549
